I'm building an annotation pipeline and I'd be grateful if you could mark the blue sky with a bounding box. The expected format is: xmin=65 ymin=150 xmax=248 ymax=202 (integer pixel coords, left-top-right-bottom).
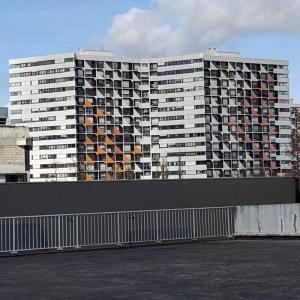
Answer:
xmin=0 ymin=0 xmax=150 ymax=105
xmin=1 ymin=0 xmax=300 ymax=105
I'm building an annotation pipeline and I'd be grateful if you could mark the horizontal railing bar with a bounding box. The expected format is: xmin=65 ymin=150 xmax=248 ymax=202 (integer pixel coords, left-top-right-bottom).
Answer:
xmin=0 ymin=206 xmax=235 ymax=220
xmin=0 ymin=207 xmax=236 ymax=255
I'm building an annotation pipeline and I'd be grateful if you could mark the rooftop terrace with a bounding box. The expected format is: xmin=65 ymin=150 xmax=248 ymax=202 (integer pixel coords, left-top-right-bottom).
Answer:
xmin=0 ymin=239 xmax=300 ymax=299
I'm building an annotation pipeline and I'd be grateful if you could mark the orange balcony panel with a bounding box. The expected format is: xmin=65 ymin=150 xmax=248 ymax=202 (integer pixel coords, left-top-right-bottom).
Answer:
xmin=133 ymin=146 xmax=142 ymax=154
xmin=123 ymin=155 xmax=131 ymax=164
xmin=262 ymin=118 xmax=268 ymax=125
xmin=105 ymin=155 xmax=114 ymax=164
xmin=84 ymin=118 xmax=93 ymax=126
xmin=86 ymin=174 xmax=94 ymax=181
xmin=113 ymin=128 xmax=122 ymax=136
xmin=105 ymin=136 xmax=114 ymax=145
xmin=115 ymin=164 xmax=123 ymax=173
xmin=97 ymin=128 xmax=105 ymax=136
xmin=114 ymin=145 xmax=123 ymax=154
xmin=106 ymin=173 xmax=113 ymax=181
xmin=84 ymin=155 xmax=94 ymax=164
xmin=97 ymin=147 xmax=106 ymax=155
xmin=96 ymin=108 xmax=105 ymax=117
xmin=84 ymin=98 xmax=93 ymax=108
xmin=84 ymin=136 xmax=93 ymax=145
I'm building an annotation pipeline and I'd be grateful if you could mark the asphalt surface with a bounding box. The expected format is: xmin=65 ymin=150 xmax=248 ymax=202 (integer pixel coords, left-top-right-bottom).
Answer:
xmin=0 ymin=239 xmax=300 ymax=299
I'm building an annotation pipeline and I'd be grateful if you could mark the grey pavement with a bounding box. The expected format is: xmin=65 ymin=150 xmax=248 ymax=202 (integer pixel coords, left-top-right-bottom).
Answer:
xmin=0 ymin=239 xmax=300 ymax=299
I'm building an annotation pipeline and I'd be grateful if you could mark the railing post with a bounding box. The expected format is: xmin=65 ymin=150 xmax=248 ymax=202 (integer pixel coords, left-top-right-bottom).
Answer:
xmin=192 ymin=209 xmax=196 ymax=239
xmin=227 ymin=208 xmax=231 ymax=237
xmin=156 ymin=211 xmax=160 ymax=242
xmin=75 ymin=215 xmax=80 ymax=249
xmin=117 ymin=213 xmax=121 ymax=246
xmin=57 ymin=215 xmax=62 ymax=250
xmin=11 ymin=218 xmax=17 ymax=254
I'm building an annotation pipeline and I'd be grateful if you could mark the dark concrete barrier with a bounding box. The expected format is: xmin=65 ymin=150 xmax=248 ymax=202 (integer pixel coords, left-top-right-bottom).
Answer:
xmin=0 ymin=177 xmax=297 ymax=217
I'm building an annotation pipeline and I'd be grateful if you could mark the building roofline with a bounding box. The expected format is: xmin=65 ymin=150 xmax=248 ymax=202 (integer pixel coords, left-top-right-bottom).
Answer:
xmin=9 ymin=49 xmax=289 ymax=65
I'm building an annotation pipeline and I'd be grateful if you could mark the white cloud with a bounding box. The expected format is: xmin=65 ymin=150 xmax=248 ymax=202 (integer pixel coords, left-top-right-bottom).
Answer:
xmin=104 ymin=0 xmax=300 ymax=57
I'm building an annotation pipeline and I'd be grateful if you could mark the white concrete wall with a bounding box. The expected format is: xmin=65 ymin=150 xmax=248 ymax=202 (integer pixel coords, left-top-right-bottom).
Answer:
xmin=235 ymin=203 xmax=300 ymax=236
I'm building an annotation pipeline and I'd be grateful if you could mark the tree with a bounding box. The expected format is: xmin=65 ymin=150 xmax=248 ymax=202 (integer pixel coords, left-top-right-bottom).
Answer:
xmin=287 ymin=107 xmax=300 ymax=177
xmin=178 ymin=153 xmax=182 ymax=179
xmin=161 ymin=157 xmax=168 ymax=179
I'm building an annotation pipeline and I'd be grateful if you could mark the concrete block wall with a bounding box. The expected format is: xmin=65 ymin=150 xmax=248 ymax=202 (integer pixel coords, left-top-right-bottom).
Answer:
xmin=0 ymin=127 xmax=29 ymax=174
xmin=235 ymin=203 xmax=300 ymax=236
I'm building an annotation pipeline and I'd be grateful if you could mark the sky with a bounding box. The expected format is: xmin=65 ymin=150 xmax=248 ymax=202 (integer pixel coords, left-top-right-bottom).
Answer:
xmin=1 ymin=0 xmax=300 ymax=106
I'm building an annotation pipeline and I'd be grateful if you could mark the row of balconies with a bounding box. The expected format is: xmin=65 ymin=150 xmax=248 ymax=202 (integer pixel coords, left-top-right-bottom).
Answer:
xmin=205 ymin=78 xmax=277 ymax=90
xmin=77 ymin=97 xmax=146 ymax=108
xmin=206 ymin=141 xmax=279 ymax=152
xmin=206 ymin=60 xmax=285 ymax=73
xmin=206 ymin=160 xmax=279 ymax=169
xmin=78 ymin=171 xmax=142 ymax=181
xmin=77 ymin=60 xmax=158 ymax=72
xmin=76 ymin=77 xmax=143 ymax=90
xmin=207 ymin=169 xmax=281 ymax=178
xmin=205 ymin=104 xmax=277 ymax=115
xmin=76 ymin=87 xmax=145 ymax=98
xmin=204 ymin=67 xmax=279 ymax=80
xmin=204 ymin=87 xmax=278 ymax=98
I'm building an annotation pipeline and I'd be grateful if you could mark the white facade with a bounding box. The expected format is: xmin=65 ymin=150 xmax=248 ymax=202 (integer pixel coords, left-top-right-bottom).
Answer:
xmin=9 ymin=53 xmax=77 ymax=181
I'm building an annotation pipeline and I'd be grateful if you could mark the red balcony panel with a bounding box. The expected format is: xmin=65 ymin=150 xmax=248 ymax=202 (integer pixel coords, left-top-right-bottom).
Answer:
xmin=251 ymin=91 xmax=259 ymax=99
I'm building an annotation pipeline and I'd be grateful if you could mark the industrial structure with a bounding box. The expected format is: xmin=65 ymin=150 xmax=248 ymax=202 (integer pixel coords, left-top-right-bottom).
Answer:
xmin=9 ymin=48 xmax=291 ymax=182
xmin=0 ymin=125 xmax=31 ymax=183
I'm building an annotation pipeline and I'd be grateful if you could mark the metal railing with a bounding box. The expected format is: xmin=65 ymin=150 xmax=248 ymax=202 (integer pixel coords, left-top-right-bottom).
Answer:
xmin=0 ymin=207 xmax=235 ymax=255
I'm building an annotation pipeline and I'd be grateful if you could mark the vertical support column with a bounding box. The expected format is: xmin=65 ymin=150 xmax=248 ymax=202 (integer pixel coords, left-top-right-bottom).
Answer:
xmin=192 ymin=209 xmax=196 ymax=240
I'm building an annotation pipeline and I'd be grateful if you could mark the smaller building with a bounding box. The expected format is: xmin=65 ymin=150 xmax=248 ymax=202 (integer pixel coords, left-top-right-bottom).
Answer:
xmin=0 ymin=126 xmax=31 ymax=183
xmin=0 ymin=107 xmax=8 ymax=125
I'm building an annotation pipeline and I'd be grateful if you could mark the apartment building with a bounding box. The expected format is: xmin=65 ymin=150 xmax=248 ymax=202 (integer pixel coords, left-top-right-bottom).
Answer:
xmin=9 ymin=48 xmax=291 ymax=182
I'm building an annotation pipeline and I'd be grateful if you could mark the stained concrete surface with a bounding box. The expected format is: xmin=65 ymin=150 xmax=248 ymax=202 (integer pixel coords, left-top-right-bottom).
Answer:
xmin=0 ymin=240 xmax=300 ymax=299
